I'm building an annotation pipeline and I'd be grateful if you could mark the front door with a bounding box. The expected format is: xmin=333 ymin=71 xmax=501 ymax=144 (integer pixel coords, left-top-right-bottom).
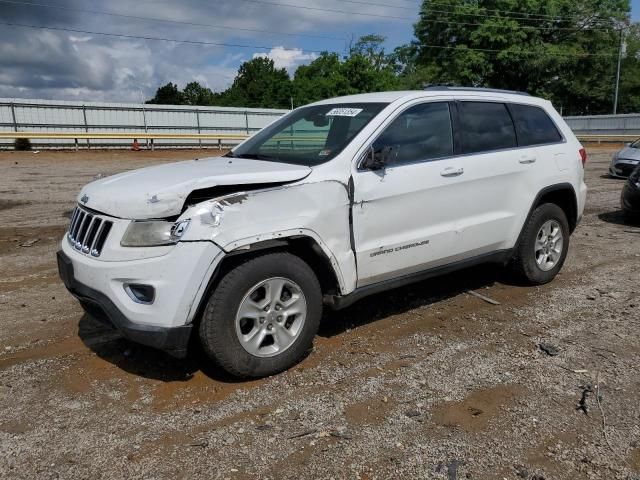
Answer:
xmin=352 ymin=101 xmax=466 ymax=286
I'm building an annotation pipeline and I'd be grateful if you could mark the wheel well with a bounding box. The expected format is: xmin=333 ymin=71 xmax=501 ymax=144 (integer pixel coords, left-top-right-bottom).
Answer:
xmin=535 ymin=186 xmax=578 ymax=232
xmin=190 ymin=236 xmax=341 ymax=328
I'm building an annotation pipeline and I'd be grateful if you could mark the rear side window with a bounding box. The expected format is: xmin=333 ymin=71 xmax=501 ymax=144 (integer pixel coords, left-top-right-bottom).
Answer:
xmin=458 ymin=102 xmax=517 ymax=154
xmin=509 ymin=104 xmax=562 ymax=146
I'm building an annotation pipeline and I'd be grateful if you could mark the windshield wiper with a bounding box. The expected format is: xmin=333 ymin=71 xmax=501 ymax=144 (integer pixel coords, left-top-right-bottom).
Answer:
xmin=233 ymin=153 xmax=278 ymax=161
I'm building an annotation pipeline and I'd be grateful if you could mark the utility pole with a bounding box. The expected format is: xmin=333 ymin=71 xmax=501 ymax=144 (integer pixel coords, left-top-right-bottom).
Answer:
xmin=613 ymin=27 xmax=624 ymax=115
xmin=139 ymin=88 xmax=148 ymax=148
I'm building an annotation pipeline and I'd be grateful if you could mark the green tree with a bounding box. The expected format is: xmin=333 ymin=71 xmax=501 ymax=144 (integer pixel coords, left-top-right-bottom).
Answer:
xmin=218 ymin=57 xmax=292 ymax=109
xmin=292 ymin=37 xmax=401 ymax=105
xmin=292 ymin=52 xmax=350 ymax=105
xmin=146 ymin=82 xmax=184 ymax=105
xmin=350 ymin=34 xmax=390 ymax=70
xmin=182 ymin=81 xmax=216 ymax=106
xmin=410 ymin=0 xmax=631 ymax=114
xmin=618 ymin=24 xmax=640 ymax=113
xmin=342 ymin=54 xmax=399 ymax=94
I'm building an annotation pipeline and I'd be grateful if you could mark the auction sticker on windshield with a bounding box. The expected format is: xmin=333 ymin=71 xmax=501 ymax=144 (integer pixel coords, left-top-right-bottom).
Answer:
xmin=325 ymin=108 xmax=363 ymax=117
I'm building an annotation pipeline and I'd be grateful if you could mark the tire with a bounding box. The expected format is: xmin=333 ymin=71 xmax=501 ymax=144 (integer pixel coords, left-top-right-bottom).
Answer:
xmin=623 ymin=210 xmax=640 ymax=225
xmin=509 ymin=203 xmax=570 ymax=285
xmin=199 ymin=252 xmax=322 ymax=378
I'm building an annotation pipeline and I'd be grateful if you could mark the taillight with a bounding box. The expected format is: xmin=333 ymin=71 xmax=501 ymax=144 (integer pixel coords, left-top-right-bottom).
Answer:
xmin=579 ymin=148 xmax=587 ymax=166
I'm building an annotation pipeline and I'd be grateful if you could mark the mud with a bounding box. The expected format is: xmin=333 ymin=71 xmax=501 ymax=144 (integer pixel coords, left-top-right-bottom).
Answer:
xmin=0 ymin=147 xmax=639 ymax=479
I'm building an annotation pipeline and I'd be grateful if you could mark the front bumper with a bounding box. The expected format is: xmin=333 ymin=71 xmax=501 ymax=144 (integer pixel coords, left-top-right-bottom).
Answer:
xmin=610 ymin=159 xmax=640 ymax=178
xmin=58 ymin=237 xmax=224 ymax=357
xmin=58 ymin=250 xmax=193 ymax=357
xmin=58 ymin=250 xmax=192 ymax=357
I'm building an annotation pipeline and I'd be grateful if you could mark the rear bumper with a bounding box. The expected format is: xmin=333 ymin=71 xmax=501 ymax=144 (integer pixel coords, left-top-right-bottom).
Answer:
xmin=58 ymin=249 xmax=193 ymax=357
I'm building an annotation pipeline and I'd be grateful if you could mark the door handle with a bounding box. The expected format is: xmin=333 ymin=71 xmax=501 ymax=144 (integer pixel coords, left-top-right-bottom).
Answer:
xmin=519 ymin=156 xmax=537 ymax=164
xmin=440 ymin=167 xmax=464 ymax=177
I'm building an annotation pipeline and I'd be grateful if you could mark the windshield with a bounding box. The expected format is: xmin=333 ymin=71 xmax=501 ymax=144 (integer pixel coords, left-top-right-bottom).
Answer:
xmin=631 ymin=139 xmax=640 ymax=148
xmin=228 ymin=103 xmax=387 ymax=166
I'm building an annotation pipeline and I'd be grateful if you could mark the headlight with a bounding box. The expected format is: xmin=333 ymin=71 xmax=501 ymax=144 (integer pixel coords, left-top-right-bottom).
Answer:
xmin=121 ymin=219 xmax=190 ymax=247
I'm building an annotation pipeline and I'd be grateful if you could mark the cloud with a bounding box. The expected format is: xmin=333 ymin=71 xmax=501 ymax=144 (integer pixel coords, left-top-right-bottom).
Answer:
xmin=253 ymin=47 xmax=318 ymax=72
xmin=0 ymin=0 xmax=410 ymax=102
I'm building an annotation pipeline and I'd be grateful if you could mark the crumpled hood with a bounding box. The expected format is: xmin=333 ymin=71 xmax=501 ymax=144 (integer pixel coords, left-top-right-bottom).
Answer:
xmin=78 ymin=156 xmax=312 ymax=219
xmin=617 ymin=146 xmax=640 ymax=161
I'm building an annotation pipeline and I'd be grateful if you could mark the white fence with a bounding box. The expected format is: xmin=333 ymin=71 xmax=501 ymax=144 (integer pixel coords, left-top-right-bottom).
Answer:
xmin=2 ymin=97 xmax=639 ymax=149
xmin=564 ymin=114 xmax=640 ymax=137
xmin=0 ymin=98 xmax=288 ymax=148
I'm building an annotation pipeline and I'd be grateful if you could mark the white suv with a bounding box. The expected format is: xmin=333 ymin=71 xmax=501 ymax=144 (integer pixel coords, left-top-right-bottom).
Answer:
xmin=57 ymin=87 xmax=587 ymax=377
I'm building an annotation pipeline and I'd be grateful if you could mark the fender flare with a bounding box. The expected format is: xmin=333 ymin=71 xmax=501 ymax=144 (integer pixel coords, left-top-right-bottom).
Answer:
xmin=185 ymin=229 xmax=349 ymax=326
xmin=514 ymin=182 xmax=578 ymax=250
xmin=220 ymin=228 xmax=348 ymax=293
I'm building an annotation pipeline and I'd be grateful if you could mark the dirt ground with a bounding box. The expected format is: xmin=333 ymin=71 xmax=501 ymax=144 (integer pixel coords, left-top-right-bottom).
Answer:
xmin=0 ymin=147 xmax=639 ymax=480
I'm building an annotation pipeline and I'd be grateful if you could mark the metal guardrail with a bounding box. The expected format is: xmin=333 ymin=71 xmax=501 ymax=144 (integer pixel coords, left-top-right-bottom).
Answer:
xmin=1 ymin=130 xmax=636 ymax=150
xmin=576 ymin=134 xmax=638 ymax=143
xmin=0 ymin=131 xmax=250 ymax=150
xmin=0 ymin=98 xmax=287 ymax=149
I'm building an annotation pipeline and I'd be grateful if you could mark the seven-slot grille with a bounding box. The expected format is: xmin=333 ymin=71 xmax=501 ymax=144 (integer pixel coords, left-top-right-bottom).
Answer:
xmin=67 ymin=206 xmax=113 ymax=257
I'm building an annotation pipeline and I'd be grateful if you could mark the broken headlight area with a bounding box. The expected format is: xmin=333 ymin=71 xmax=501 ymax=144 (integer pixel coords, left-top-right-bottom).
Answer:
xmin=121 ymin=219 xmax=190 ymax=247
xmin=210 ymin=201 xmax=224 ymax=227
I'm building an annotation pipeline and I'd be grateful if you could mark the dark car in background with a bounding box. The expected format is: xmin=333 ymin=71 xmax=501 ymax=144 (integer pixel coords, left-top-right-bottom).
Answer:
xmin=621 ymin=165 xmax=640 ymax=222
xmin=610 ymin=139 xmax=640 ymax=178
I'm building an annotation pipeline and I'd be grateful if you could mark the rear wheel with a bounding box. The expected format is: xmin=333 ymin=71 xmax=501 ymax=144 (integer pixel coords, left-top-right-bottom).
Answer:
xmin=199 ymin=252 xmax=322 ymax=378
xmin=510 ymin=203 xmax=570 ymax=285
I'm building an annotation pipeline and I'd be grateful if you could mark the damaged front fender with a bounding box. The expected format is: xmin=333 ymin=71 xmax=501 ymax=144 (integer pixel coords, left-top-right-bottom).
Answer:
xmin=179 ymin=181 xmax=357 ymax=294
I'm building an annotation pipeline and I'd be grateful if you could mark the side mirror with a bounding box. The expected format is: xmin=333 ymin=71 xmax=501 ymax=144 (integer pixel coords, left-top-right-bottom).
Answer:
xmin=362 ymin=145 xmax=393 ymax=170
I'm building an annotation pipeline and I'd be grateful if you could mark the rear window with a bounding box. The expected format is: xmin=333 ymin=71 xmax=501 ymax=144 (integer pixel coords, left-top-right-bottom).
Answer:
xmin=458 ymin=102 xmax=517 ymax=154
xmin=509 ymin=104 xmax=562 ymax=146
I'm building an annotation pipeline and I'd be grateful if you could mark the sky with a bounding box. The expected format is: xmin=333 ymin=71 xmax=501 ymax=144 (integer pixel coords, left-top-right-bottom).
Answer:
xmin=0 ymin=0 xmax=638 ymax=103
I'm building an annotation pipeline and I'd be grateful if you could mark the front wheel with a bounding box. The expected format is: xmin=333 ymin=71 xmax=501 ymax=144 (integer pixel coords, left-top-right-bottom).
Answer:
xmin=199 ymin=252 xmax=322 ymax=378
xmin=509 ymin=203 xmax=570 ymax=285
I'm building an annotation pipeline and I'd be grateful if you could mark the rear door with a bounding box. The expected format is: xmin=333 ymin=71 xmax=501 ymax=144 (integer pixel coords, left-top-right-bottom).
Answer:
xmin=448 ymin=100 xmax=534 ymax=255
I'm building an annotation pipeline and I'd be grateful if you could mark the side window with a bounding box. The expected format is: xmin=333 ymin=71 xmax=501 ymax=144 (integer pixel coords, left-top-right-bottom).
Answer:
xmin=373 ymin=102 xmax=453 ymax=165
xmin=509 ymin=104 xmax=562 ymax=146
xmin=458 ymin=102 xmax=517 ymax=154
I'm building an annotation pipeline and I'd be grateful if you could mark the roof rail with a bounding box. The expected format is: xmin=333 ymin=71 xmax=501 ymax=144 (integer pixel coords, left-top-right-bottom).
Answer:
xmin=424 ymin=85 xmax=531 ymax=96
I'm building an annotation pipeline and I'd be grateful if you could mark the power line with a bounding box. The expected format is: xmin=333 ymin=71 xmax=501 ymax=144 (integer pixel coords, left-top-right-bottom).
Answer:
xmin=234 ymin=0 xmax=414 ymax=20
xmin=414 ymin=4 xmax=618 ymax=28
xmin=237 ymin=0 xmax=622 ymax=27
xmin=0 ymin=0 xmax=347 ymax=41
xmin=417 ymin=17 xmax=617 ymax=32
xmin=422 ymin=0 xmax=625 ymax=22
xmin=325 ymin=0 xmax=620 ymax=29
xmin=303 ymin=0 xmax=417 ymax=11
xmin=421 ymin=43 xmax=617 ymax=58
xmin=2 ymin=0 xmax=621 ymax=42
xmin=332 ymin=0 xmax=419 ymax=6
xmin=331 ymin=0 xmax=603 ymax=23
xmin=1 ymin=20 xmax=617 ymax=60
xmin=0 ymin=21 xmax=336 ymax=53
